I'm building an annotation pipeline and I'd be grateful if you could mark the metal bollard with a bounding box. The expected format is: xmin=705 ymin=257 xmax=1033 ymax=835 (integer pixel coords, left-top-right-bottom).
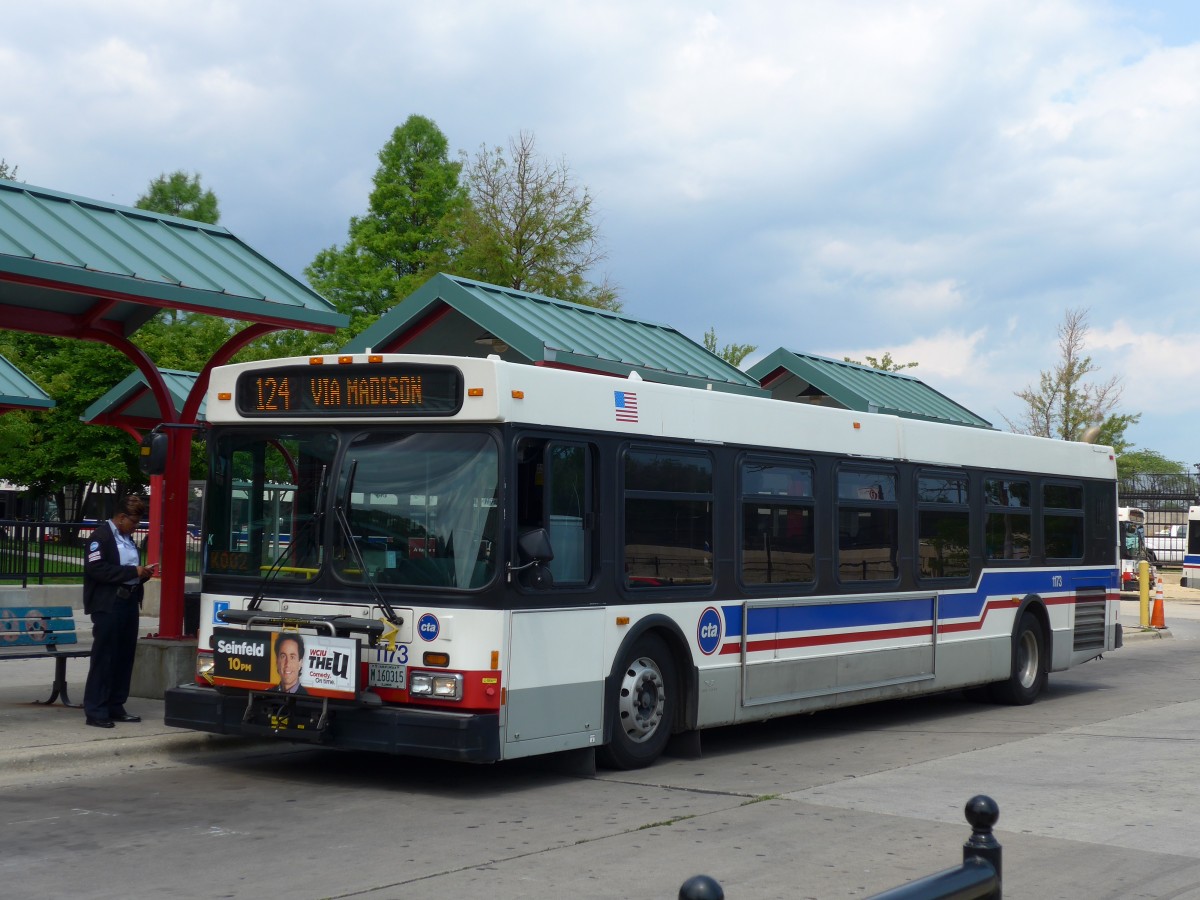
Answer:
xmin=678 ymin=874 xmax=724 ymax=900
xmin=866 ymin=795 xmax=1001 ymax=899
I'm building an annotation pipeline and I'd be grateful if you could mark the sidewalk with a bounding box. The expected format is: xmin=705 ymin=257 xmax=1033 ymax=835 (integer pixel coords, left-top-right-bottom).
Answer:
xmin=3 ymin=580 xmax=1196 ymax=786
xmin=0 ymin=614 xmax=280 ymax=787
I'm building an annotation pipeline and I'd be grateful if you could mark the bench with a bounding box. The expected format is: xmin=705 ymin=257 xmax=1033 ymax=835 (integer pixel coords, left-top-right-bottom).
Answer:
xmin=0 ymin=602 xmax=90 ymax=707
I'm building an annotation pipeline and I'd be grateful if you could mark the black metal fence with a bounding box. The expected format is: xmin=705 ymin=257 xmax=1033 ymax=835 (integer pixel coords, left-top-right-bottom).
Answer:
xmin=0 ymin=519 xmax=201 ymax=587
xmin=1119 ymin=472 xmax=1199 ymax=530
xmin=678 ymin=796 xmax=1001 ymax=900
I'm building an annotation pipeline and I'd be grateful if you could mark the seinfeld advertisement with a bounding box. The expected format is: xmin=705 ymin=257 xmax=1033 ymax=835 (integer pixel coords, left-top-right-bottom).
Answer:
xmin=212 ymin=628 xmax=360 ymax=699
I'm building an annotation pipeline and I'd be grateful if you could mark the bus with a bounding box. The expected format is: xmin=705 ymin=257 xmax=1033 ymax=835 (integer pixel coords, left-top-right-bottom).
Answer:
xmin=1117 ymin=506 xmax=1153 ymax=591
xmin=1181 ymin=506 xmax=1200 ymax=588
xmin=163 ymin=353 xmax=1121 ymax=769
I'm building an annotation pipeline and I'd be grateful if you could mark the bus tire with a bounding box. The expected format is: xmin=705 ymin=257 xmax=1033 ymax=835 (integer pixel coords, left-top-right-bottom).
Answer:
xmin=990 ymin=611 xmax=1046 ymax=705
xmin=598 ymin=633 xmax=676 ymax=770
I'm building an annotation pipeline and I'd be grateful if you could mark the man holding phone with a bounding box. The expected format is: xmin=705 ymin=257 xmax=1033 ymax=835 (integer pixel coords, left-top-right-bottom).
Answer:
xmin=82 ymin=495 xmax=156 ymax=728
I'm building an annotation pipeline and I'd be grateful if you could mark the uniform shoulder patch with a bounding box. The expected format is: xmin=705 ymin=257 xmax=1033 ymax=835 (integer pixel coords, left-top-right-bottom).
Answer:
xmin=89 ymin=541 xmax=100 ymax=552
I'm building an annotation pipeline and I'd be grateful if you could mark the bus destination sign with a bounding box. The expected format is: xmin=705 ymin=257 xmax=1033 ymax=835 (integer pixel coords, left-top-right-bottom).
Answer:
xmin=235 ymin=363 xmax=463 ymax=417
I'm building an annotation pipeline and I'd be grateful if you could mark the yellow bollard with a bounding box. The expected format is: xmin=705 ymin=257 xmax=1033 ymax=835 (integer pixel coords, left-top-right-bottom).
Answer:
xmin=1139 ymin=560 xmax=1151 ymax=628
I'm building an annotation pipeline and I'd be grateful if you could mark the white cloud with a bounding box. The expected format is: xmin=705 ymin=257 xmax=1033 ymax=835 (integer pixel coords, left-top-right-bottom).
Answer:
xmin=3 ymin=0 xmax=1200 ymax=461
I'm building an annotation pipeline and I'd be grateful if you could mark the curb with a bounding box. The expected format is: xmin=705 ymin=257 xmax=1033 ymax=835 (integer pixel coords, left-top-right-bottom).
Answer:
xmin=1123 ymin=626 xmax=1172 ymax=641
xmin=0 ymin=731 xmax=301 ymax=786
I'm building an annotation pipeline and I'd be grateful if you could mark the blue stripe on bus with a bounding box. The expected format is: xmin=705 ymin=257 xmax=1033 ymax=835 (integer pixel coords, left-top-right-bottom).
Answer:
xmin=721 ymin=567 xmax=1116 ymax=639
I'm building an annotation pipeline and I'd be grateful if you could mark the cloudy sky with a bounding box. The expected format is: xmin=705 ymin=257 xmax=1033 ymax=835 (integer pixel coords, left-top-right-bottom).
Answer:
xmin=3 ymin=1 xmax=1199 ymax=467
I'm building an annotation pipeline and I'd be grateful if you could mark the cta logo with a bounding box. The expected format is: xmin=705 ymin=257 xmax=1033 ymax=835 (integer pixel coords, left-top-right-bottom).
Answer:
xmin=696 ymin=606 xmax=722 ymax=656
xmin=417 ymin=613 xmax=440 ymax=642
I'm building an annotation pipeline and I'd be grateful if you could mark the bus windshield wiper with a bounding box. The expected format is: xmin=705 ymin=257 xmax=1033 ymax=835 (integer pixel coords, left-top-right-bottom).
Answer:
xmin=334 ymin=459 xmax=403 ymax=627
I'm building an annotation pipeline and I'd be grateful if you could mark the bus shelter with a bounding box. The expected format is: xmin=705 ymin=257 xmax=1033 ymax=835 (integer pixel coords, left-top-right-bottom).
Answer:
xmin=0 ymin=352 xmax=54 ymax=413
xmin=0 ymin=178 xmax=346 ymax=638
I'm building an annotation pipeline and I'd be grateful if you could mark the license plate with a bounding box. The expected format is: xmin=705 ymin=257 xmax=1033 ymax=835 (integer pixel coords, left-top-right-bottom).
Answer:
xmin=369 ymin=662 xmax=406 ymax=689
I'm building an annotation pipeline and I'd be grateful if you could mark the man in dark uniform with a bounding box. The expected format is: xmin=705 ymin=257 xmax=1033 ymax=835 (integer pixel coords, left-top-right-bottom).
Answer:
xmin=82 ymin=495 xmax=155 ymax=728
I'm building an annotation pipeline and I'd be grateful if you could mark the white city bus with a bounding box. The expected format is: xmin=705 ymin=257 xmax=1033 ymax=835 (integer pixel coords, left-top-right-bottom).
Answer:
xmin=1181 ymin=506 xmax=1200 ymax=588
xmin=1117 ymin=506 xmax=1152 ymax=591
xmin=164 ymin=353 xmax=1121 ymax=768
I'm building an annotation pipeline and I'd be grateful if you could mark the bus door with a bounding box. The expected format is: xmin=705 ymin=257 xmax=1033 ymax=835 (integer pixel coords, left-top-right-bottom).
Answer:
xmin=503 ymin=437 xmax=603 ymax=759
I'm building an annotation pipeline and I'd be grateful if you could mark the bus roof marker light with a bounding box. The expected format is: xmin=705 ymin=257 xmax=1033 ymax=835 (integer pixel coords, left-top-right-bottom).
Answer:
xmin=338 ymin=356 xmax=353 ymax=365
xmin=308 ymin=357 xmax=324 ymax=365
xmin=368 ymin=355 xmax=383 ymax=364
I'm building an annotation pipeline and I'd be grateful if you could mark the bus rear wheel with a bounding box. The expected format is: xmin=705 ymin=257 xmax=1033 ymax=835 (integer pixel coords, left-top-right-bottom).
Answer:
xmin=990 ymin=611 xmax=1046 ymax=705
xmin=598 ymin=633 xmax=676 ymax=770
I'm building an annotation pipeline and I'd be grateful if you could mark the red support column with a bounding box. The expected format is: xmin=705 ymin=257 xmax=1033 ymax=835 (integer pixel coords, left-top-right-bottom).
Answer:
xmin=147 ymin=473 xmax=164 ymax=569
xmin=156 ymin=430 xmax=191 ymax=639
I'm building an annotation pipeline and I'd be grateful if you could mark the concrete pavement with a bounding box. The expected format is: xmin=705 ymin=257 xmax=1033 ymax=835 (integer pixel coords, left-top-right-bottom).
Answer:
xmin=1 ymin=577 xmax=1196 ymax=786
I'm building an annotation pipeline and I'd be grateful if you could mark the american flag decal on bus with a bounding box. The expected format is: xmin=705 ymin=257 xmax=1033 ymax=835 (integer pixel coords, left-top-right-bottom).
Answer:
xmin=614 ymin=390 xmax=639 ymax=423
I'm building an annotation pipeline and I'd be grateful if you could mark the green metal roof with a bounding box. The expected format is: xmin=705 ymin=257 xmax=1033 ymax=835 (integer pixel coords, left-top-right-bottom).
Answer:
xmin=0 ymin=178 xmax=347 ymax=333
xmin=0 ymin=352 xmax=53 ymax=410
xmin=81 ymin=368 xmax=203 ymax=428
xmin=747 ymin=349 xmax=993 ymax=428
xmin=345 ymin=273 xmax=765 ymax=396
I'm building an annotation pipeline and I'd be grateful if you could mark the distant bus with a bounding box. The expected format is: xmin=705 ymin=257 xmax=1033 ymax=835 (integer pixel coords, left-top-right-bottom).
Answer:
xmin=1181 ymin=506 xmax=1200 ymax=588
xmin=1118 ymin=507 xmax=1152 ymax=591
xmin=164 ymin=352 xmax=1121 ymax=768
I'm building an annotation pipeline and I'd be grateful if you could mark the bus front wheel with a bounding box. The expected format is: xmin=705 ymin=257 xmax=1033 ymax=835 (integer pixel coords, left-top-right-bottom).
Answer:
xmin=991 ymin=612 xmax=1046 ymax=705
xmin=598 ymin=633 xmax=676 ymax=769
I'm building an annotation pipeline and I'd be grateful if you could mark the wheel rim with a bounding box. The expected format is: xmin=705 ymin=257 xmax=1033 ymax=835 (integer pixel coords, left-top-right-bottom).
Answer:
xmin=1016 ymin=629 xmax=1039 ymax=689
xmin=617 ymin=655 xmax=666 ymax=744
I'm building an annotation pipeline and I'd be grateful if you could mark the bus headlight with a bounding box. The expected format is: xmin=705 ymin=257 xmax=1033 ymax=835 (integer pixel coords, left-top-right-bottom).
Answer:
xmin=409 ymin=672 xmax=462 ymax=700
xmin=196 ymin=651 xmax=215 ymax=685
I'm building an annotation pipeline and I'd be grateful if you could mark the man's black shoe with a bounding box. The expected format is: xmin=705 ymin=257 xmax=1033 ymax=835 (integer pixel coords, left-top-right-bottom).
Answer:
xmin=86 ymin=717 xmax=115 ymax=728
xmin=110 ymin=713 xmax=142 ymax=723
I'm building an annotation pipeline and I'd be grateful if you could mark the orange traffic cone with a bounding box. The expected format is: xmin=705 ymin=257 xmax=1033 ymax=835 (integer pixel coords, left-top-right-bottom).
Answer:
xmin=1151 ymin=576 xmax=1167 ymax=629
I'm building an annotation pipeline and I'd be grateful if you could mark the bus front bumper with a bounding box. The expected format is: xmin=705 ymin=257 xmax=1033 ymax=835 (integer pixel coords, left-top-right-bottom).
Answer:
xmin=164 ymin=683 xmax=501 ymax=763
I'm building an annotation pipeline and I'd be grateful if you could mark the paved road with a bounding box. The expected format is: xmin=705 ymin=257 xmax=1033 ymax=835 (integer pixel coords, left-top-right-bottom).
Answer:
xmin=4 ymin=598 xmax=1200 ymax=899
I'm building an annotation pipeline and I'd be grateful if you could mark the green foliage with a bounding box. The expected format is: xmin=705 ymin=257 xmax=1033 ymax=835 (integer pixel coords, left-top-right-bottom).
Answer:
xmin=305 ymin=115 xmax=467 ymax=338
xmin=704 ymin=327 xmax=755 ymax=366
xmin=1095 ymin=412 xmax=1140 ymax=456
xmin=455 ymin=131 xmax=619 ymax=310
xmin=135 ymin=171 xmax=220 ymax=223
xmin=1006 ymin=307 xmax=1126 ymax=441
xmin=843 ymin=352 xmax=918 ymax=372
xmin=0 ymin=334 xmax=146 ymax=516
xmin=1116 ymin=448 xmax=1186 ymax=480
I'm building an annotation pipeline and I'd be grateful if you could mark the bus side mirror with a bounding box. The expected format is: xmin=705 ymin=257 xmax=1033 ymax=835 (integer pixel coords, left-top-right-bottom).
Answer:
xmin=517 ymin=527 xmax=554 ymax=564
xmin=513 ymin=527 xmax=555 ymax=589
xmin=139 ymin=432 xmax=168 ymax=476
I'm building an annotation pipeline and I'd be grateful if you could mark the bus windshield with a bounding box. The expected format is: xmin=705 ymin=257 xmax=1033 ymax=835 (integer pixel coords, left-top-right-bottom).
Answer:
xmin=333 ymin=431 xmax=499 ymax=589
xmin=205 ymin=431 xmax=338 ymax=580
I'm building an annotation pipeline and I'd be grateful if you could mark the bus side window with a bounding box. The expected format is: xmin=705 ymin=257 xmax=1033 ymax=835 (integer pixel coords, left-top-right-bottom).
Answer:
xmin=516 ymin=439 xmax=593 ymax=586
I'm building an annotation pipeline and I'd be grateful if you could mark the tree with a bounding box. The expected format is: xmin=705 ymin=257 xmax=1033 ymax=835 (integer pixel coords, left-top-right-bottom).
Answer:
xmin=1117 ymin=448 xmax=1186 ymax=480
xmin=843 ymin=352 xmax=918 ymax=372
xmin=0 ymin=158 xmax=18 ymax=180
xmin=135 ymin=171 xmax=219 ymax=223
xmin=704 ymin=327 xmax=755 ymax=367
xmin=306 ymin=115 xmax=467 ymax=338
xmin=456 ymin=131 xmax=619 ymax=310
xmin=0 ymin=334 xmax=145 ymax=522
xmin=1005 ymin=307 xmax=1126 ymax=441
